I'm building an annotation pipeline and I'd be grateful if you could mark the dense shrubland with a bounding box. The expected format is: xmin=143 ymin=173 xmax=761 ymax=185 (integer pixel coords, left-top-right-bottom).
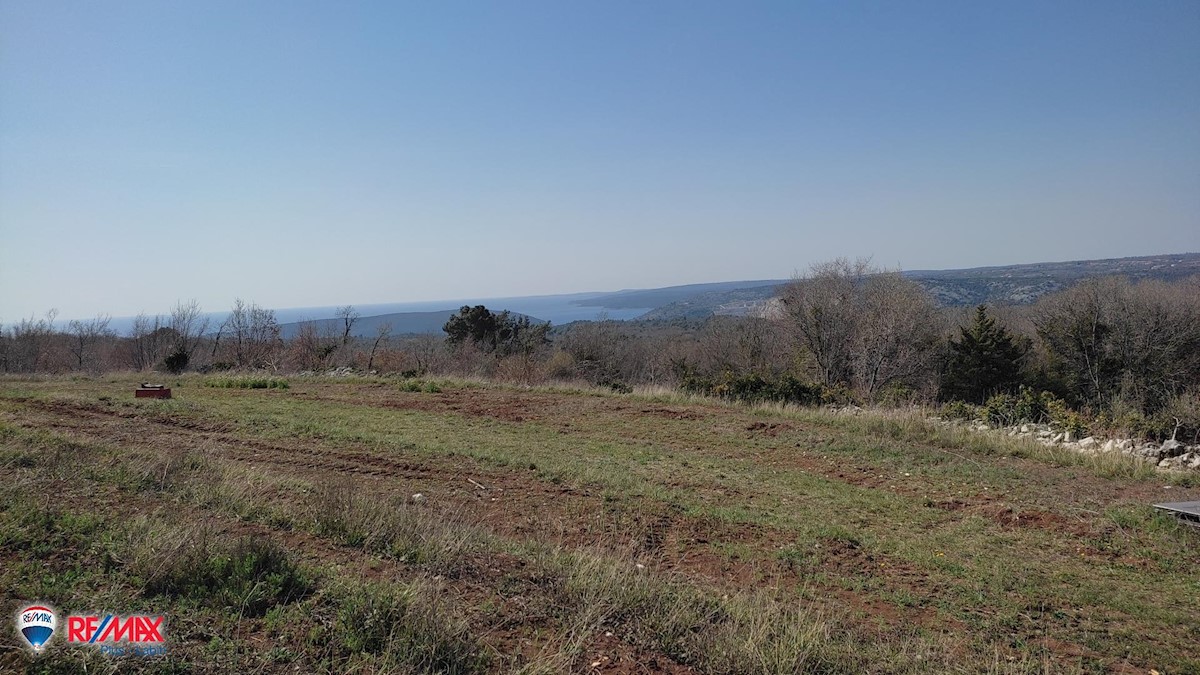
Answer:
xmin=3 ymin=263 xmax=1197 ymax=441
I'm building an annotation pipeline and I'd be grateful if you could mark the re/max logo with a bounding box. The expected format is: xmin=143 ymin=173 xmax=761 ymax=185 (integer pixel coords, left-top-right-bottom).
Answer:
xmin=66 ymin=615 xmax=165 ymax=644
xmin=22 ymin=609 xmax=53 ymax=624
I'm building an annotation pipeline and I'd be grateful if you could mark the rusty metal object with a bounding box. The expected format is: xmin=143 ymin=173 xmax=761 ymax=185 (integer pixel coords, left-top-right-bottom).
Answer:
xmin=135 ymin=383 xmax=172 ymax=399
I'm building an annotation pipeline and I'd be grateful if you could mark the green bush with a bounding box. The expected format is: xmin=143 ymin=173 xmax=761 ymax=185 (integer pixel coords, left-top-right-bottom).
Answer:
xmin=981 ymin=393 xmax=1016 ymax=426
xmin=982 ymin=388 xmax=1065 ymax=427
xmin=1013 ymin=388 xmax=1053 ymax=423
xmin=941 ymin=305 xmax=1030 ymax=403
xmin=596 ymin=377 xmax=633 ymax=394
xmin=1109 ymin=392 xmax=1200 ymax=442
xmin=680 ymin=371 xmax=829 ymax=406
xmin=397 ymin=378 xmax=442 ymax=393
xmin=940 ymin=400 xmax=980 ymax=422
xmin=1046 ymin=397 xmax=1089 ymax=437
xmin=205 ymin=376 xmax=290 ymax=390
xmin=144 ymin=536 xmax=312 ymax=616
xmin=325 ymin=581 xmax=487 ymax=672
xmin=163 ymin=350 xmax=189 ymax=374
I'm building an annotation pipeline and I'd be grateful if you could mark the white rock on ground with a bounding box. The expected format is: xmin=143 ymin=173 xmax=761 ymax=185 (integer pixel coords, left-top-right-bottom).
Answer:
xmin=941 ymin=417 xmax=1199 ymax=472
xmin=1160 ymin=439 xmax=1186 ymax=458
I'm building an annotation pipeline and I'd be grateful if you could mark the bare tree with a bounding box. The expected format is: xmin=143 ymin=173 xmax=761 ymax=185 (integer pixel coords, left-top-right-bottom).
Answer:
xmin=128 ymin=313 xmax=169 ymax=371
xmin=337 ymin=305 xmax=360 ymax=346
xmin=9 ymin=309 xmax=59 ymax=373
xmin=366 ymin=322 xmax=392 ymax=372
xmin=782 ymin=259 xmax=940 ymax=399
xmin=781 ymin=258 xmax=870 ymax=387
xmin=408 ymin=333 xmax=445 ymax=376
xmin=221 ymin=299 xmax=281 ymax=369
xmin=853 ymin=272 xmax=941 ymax=399
xmin=288 ymin=321 xmax=335 ymax=371
xmin=67 ymin=314 xmax=112 ymax=371
xmin=169 ymin=300 xmax=209 ymax=369
xmin=1033 ymin=276 xmax=1200 ymax=412
xmin=561 ymin=318 xmax=625 ymax=385
xmin=696 ymin=316 xmax=793 ymax=378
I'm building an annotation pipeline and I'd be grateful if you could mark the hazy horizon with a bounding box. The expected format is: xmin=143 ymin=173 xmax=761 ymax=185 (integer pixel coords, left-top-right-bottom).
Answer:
xmin=3 ymin=1 xmax=1198 ymax=320
xmin=9 ymin=250 xmax=1197 ymax=328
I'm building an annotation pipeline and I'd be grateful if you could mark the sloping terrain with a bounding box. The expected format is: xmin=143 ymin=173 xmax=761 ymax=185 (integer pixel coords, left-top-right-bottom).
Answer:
xmin=905 ymin=252 xmax=1200 ymax=306
xmin=278 ymin=309 xmax=462 ymax=338
xmin=1 ymin=376 xmax=1197 ymax=673
xmin=277 ymin=310 xmax=548 ymax=339
xmin=574 ymin=281 xmax=786 ymax=311
xmin=639 ymin=252 xmax=1200 ymax=319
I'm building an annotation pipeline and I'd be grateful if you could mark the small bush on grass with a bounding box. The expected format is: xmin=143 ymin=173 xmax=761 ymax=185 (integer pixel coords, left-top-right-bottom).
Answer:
xmin=1045 ymin=397 xmax=1089 ymax=437
xmin=982 ymin=388 xmax=1081 ymax=430
xmin=315 ymin=580 xmax=487 ymax=674
xmin=141 ymin=532 xmax=312 ymax=616
xmin=308 ymin=483 xmax=479 ymax=572
xmin=204 ymin=376 xmax=290 ymax=390
xmin=680 ymin=371 xmax=829 ymax=406
xmin=536 ymin=546 xmax=881 ymax=673
xmin=397 ymin=378 xmax=442 ymax=393
xmin=163 ymin=350 xmax=189 ymax=374
xmin=939 ymin=400 xmax=980 ymax=422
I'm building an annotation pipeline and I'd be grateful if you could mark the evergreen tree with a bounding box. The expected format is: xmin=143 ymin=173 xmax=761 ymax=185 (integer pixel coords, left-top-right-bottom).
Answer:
xmin=443 ymin=306 xmax=549 ymax=356
xmin=942 ymin=305 xmax=1029 ymax=403
xmin=443 ymin=305 xmax=502 ymax=351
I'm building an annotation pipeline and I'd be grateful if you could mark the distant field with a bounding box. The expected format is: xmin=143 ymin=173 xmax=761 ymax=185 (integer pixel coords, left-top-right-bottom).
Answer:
xmin=1 ymin=375 xmax=1197 ymax=674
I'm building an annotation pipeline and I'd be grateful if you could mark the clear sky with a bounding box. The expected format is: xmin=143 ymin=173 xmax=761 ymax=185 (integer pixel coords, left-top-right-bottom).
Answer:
xmin=2 ymin=0 xmax=1198 ymax=321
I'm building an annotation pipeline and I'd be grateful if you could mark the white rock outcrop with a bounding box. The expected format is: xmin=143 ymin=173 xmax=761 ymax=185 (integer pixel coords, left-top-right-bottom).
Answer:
xmin=942 ymin=417 xmax=1200 ymax=473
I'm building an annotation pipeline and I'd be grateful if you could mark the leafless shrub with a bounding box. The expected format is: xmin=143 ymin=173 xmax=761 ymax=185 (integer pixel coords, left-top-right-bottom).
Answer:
xmin=782 ymin=259 xmax=942 ymax=400
xmin=1033 ymin=276 xmax=1200 ymax=413
xmin=67 ymin=314 xmax=112 ymax=372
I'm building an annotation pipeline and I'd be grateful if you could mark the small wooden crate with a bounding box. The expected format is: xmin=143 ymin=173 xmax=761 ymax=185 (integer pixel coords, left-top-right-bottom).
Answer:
xmin=135 ymin=384 xmax=172 ymax=399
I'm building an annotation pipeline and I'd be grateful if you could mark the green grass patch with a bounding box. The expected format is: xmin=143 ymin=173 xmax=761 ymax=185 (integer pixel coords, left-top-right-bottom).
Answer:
xmin=135 ymin=529 xmax=313 ymax=616
xmin=397 ymin=377 xmax=444 ymax=393
xmin=204 ymin=375 xmax=290 ymax=390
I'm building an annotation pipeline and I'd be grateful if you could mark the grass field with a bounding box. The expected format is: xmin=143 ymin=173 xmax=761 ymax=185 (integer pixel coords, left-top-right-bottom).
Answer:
xmin=1 ymin=374 xmax=1197 ymax=674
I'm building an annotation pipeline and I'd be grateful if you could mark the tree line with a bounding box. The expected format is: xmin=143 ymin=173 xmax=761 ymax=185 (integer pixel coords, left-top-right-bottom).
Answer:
xmin=3 ymin=261 xmax=1197 ymax=439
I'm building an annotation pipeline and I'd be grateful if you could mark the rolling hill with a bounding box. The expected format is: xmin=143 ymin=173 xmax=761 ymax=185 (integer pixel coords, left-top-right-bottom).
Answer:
xmin=637 ymin=252 xmax=1199 ymax=321
xmin=181 ymin=252 xmax=1199 ymax=338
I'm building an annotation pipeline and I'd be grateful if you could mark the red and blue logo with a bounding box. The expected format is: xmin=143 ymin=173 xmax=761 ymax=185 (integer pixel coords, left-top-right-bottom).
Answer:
xmin=17 ymin=605 xmax=56 ymax=652
xmin=15 ymin=603 xmax=167 ymax=656
xmin=67 ymin=614 xmax=166 ymax=655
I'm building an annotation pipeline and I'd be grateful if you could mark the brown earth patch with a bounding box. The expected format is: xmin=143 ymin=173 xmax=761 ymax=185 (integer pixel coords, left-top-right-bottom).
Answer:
xmin=745 ymin=420 xmax=791 ymax=436
xmin=574 ymin=631 xmax=697 ymax=674
xmin=638 ymin=407 xmax=703 ymax=421
xmin=985 ymin=505 xmax=1092 ymax=537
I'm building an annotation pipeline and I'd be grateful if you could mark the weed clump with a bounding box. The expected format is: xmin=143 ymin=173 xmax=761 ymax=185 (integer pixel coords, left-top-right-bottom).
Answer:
xmin=142 ymin=534 xmax=312 ymax=616
xmin=939 ymin=399 xmax=980 ymax=422
xmin=397 ymin=378 xmax=442 ymax=393
xmin=680 ymin=371 xmax=842 ymax=406
xmin=308 ymin=483 xmax=478 ymax=572
xmin=205 ymin=376 xmax=290 ymax=390
xmin=315 ymin=580 xmax=488 ymax=673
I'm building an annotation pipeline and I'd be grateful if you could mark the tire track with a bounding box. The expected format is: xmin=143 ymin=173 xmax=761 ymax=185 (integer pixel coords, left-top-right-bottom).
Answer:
xmin=5 ymin=396 xmax=597 ymax=509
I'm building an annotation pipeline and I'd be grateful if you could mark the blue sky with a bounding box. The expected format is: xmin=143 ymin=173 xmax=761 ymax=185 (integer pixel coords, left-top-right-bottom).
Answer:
xmin=2 ymin=1 xmax=1198 ymax=320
